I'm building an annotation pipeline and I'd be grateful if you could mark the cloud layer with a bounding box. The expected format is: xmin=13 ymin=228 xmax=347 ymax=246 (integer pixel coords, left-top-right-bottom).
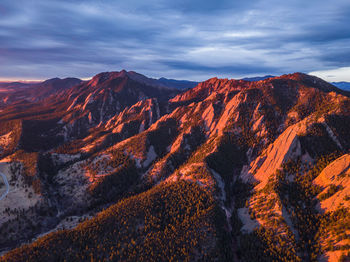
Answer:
xmin=0 ymin=0 xmax=349 ymax=81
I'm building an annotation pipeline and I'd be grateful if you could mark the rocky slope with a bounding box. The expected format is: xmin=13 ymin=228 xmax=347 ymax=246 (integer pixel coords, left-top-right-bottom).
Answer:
xmin=0 ymin=78 xmax=82 ymax=107
xmin=0 ymin=71 xmax=349 ymax=262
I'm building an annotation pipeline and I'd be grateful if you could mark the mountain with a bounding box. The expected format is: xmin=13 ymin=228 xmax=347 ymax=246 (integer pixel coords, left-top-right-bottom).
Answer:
xmin=0 ymin=77 xmax=82 ymax=107
xmin=332 ymin=82 xmax=350 ymax=91
xmin=0 ymin=70 xmax=179 ymax=154
xmin=0 ymin=81 xmax=34 ymax=91
xmin=241 ymin=75 xmax=275 ymax=81
xmin=157 ymin=77 xmax=199 ymax=89
xmin=0 ymin=73 xmax=195 ymax=107
xmin=0 ymin=72 xmax=349 ymax=262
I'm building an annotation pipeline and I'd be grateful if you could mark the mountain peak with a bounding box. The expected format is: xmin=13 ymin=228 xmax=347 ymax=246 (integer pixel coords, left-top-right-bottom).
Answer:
xmin=275 ymin=72 xmax=349 ymax=95
xmin=89 ymin=71 xmax=127 ymax=87
xmin=41 ymin=77 xmax=82 ymax=87
xmin=88 ymin=70 xmax=158 ymax=87
xmin=0 ymin=70 xmax=349 ymax=261
xmin=43 ymin=77 xmax=61 ymax=83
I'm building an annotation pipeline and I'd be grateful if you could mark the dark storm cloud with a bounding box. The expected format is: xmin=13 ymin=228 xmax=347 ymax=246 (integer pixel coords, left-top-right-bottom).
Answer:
xmin=0 ymin=0 xmax=349 ymax=81
xmin=161 ymin=60 xmax=279 ymax=75
xmin=318 ymin=43 xmax=350 ymax=66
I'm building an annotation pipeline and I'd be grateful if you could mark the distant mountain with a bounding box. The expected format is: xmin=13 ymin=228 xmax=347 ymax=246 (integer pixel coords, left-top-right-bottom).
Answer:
xmin=0 ymin=82 xmax=34 ymax=89
xmin=0 ymin=70 xmax=180 ymax=152
xmin=0 ymin=73 xmax=192 ymax=106
xmin=241 ymin=75 xmax=275 ymax=81
xmin=0 ymin=77 xmax=82 ymax=106
xmin=156 ymin=77 xmax=199 ymax=89
xmin=332 ymin=81 xmax=350 ymax=91
xmin=0 ymin=82 xmax=34 ymax=93
xmin=1 ymin=71 xmax=350 ymax=262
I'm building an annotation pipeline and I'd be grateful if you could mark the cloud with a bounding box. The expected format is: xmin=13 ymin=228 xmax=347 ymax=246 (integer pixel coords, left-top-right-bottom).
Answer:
xmin=0 ymin=0 xmax=349 ymax=81
xmin=309 ymin=67 xmax=350 ymax=82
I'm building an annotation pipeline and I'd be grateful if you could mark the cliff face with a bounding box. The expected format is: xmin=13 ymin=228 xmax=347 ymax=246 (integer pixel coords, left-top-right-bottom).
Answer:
xmin=0 ymin=72 xmax=349 ymax=262
xmin=314 ymin=155 xmax=350 ymax=262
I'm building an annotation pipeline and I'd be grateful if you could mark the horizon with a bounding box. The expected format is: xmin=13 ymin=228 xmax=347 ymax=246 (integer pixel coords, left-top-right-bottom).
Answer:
xmin=0 ymin=1 xmax=350 ymax=257
xmin=0 ymin=70 xmax=349 ymax=84
xmin=0 ymin=1 xmax=350 ymax=81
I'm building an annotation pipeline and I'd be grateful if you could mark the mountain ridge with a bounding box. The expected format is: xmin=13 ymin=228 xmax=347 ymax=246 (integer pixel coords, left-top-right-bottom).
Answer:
xmin=0 ymin=70 xmax=349 ymax=262
xmin=332 ymin=81 xmax=350 ymax=91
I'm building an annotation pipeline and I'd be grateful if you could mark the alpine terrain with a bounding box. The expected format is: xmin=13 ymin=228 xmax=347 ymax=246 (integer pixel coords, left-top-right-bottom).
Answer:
xmin=0 ymin=70 xmax=349 ymax=262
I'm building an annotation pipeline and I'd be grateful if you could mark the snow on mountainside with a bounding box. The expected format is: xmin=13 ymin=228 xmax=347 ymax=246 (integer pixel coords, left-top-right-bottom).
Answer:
xmin=0 ymin=71 xmax=350 ymax=262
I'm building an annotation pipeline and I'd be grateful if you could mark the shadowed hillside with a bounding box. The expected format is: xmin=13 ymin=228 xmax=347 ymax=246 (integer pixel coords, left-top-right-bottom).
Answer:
xmin=0 ymin=71 xmax=349 ymax=261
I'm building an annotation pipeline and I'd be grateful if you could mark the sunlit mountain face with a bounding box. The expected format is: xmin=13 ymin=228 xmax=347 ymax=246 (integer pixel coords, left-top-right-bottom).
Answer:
xmin=0 ymin=70 xmax=349 ymax=262
xmin=1 ymin=0 xmax=350 ymax=261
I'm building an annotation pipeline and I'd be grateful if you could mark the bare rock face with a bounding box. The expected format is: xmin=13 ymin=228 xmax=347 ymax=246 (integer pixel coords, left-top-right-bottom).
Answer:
xmin=244 ymin=124 xmax=301 ymax=189
xmin=315 ymin=154 xmax=350 ymax=212
xmin=313 ymin=154 xmax=350 ymax=262
xmin=0 ymin=71 xmax=350 ymax=262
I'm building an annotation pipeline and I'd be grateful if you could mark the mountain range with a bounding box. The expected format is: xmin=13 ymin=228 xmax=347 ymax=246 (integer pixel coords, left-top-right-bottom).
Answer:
xmin=236 ymin=76 xmax=350 ymax=93
xmin=242 ymin=77 xmax=350 ymax=93
xmin=332 ymin=82 xmax=350 ymax=91
xmin=0 ymin=70 xmax=349 ymax=262
xmin=240 ymin=75 xmax=275 ymax=81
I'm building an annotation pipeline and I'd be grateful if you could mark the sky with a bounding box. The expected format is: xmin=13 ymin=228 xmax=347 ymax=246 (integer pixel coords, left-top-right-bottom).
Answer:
xmin=0 ymin=0 xmax=350 ymax=82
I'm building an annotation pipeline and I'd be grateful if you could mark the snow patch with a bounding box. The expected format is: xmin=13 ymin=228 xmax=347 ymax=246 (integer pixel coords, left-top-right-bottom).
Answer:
xmin=210 ymin=169 xmax=226 ymax=201
xmin=143 ymin=146 xmax=157 ymax=168
xmin=0 ymin=162 xmax=41 ymax=225
xmin=238 ymin=208 xmax=259 ymax=233
xmin=139 ymin=121 xmax=145 ymax=133
xmin=52 ymin=153 xmax=82 ymax=165
xmin=321 ymin=122 xmax=344 ymax=151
